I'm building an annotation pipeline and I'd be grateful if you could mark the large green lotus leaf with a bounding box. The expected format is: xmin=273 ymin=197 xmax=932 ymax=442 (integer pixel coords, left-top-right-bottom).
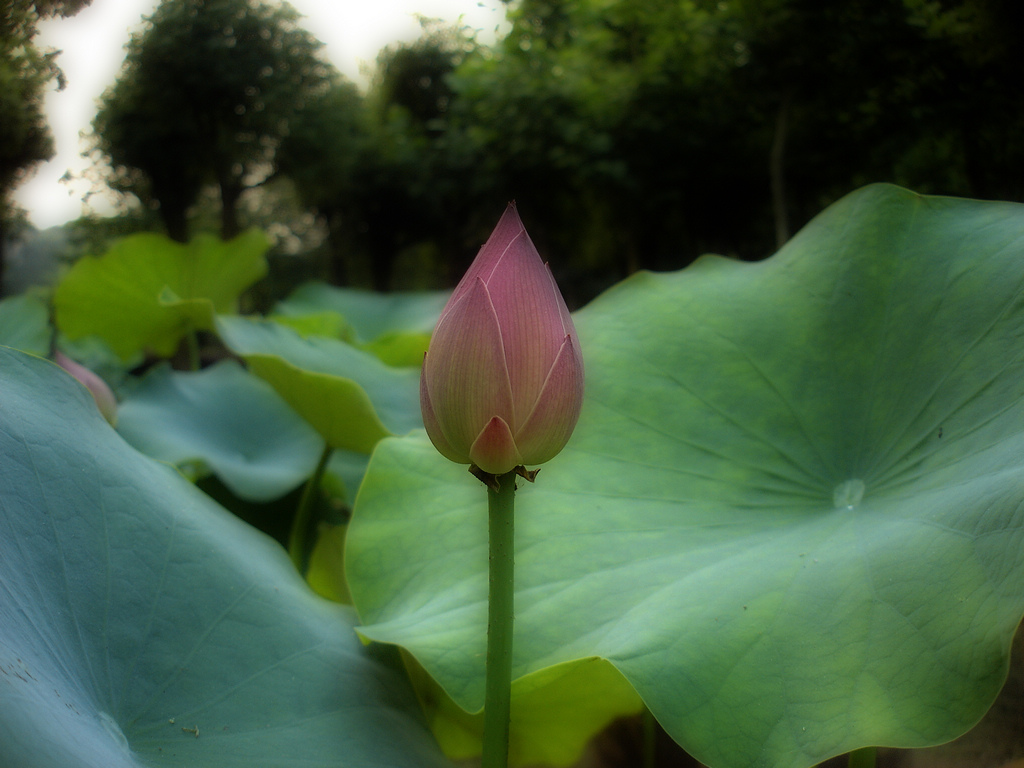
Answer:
xmin=0 ymin=293 xmax=50 ymax=355
xmin=116 ymin=360 xmax=323 ymax=501
xmin=276 ymin=282 xmax=449 ymax=341
xmin=347 ymin=185 xmax=1024 ymax=768
xmin=274 ymin=283 xmax=448 ymax=366
xmin=0 ymin=347 xmax=452 ymax=768
xmin=216 ymin=315 xmax=422 ymax=453
xmin=270 ymin=310 xmax=353 ymax=342
xmin=359 ymin=330 xmax=434 ymax=368
xmin=53 ymin=230 xmax=268 ymax=360
xmin=407 ymin=654 xmax=643 ymax=767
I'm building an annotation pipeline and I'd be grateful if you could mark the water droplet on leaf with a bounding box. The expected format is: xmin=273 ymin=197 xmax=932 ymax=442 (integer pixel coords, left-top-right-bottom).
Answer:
xmin=832 ymin=479 xmax=865 ymax=510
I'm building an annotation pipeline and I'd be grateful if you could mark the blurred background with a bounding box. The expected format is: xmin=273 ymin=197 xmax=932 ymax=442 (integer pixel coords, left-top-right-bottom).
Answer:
xmin=3 ymin=0 xmax=1023 ymax=307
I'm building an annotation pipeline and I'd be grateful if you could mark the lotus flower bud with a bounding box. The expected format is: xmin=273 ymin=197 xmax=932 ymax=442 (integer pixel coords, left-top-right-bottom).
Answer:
xmin=55 ymin=352 xmax=118 ymax=426
xmin=420 ymin=203 xmax=584 ymax=476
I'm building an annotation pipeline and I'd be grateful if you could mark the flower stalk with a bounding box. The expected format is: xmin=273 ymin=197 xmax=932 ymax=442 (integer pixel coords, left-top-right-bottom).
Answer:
xmin=288 ymin=443 xmax=333 ymax=574
xmin=419 ymin=204 xmax=584 ymax=767
xmin=481 ymin=470 xmax=518 ymax=768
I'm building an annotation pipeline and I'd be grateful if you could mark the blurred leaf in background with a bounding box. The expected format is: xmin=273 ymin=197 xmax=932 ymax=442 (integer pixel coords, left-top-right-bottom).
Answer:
xmin=273 ymin=281 xmax=448 ymax=366
xmin=54 ymin=229 xmax=268 ymax=359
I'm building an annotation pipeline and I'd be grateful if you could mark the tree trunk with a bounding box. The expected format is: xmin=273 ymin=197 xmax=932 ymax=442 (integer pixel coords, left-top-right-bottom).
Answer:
xmin=0 ymin=221 xmax=7 ymax=298
xmin=770 ymin=93 xmax=792 ymax=250
xmin=325 ymin=210 xmax=349 ymax=286
xmin=161 ymin=203 xmax=189 ymax=243
xmin=219 ymin=177 xmax=242 ymax=240
xmin=368 ymin=243 xmax=393 ymax=293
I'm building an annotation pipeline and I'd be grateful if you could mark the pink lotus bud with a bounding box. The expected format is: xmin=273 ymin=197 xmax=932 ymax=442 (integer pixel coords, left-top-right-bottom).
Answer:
xmin=55 ymin=352 xmax=118 ymax=426
xmin=420 ymin=203 xmax=584 ymax=476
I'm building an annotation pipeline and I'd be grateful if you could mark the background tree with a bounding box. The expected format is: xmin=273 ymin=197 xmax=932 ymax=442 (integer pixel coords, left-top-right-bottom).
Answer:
xmin=92 ymin=0 xmax=333 ymax=242
xmin=274 ymin=76 xmax=367 ymax=285
xmin=444 ymin=0 xmax=742 ymax=296
xmin=357 ymin=23 xmax=472 ymax=291
xmin=723 ymin=0 xmax=1024 ymax=244
xmin=0 ymin=0 xmax=92 ymax=295
xmin=433 ymin=0 xmax=1024 ymax=301
xmin=75 ymin=0 xmax=1024 ymax=303
xmin=278 ymin=21 xmax=473 ymax=291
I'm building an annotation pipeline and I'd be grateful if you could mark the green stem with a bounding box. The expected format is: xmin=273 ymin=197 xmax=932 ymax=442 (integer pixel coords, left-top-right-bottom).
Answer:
xmin=481 ymin=470 xmax=517 ymax=768
xmin=848 ymin=747 xmax=877 ymax=768
xmin=288 ymin=443 xmax=333 ymax=574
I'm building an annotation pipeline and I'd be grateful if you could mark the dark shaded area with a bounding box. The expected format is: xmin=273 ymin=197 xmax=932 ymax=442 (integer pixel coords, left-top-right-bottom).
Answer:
xmin=6 ymin=0 xmax=1023 ymax=308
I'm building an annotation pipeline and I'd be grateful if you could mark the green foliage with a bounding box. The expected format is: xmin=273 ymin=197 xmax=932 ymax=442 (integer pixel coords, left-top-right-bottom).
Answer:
xmin=0 ymin=5 xmax=56 ymax=209
xmin=116 ymin=360 xmax=323 ymax=500
xmin=216 ymin=315 xmax=422 ymax=453
xmin=0 ymin=1 xmax=93 ymax=194
xmin=0 ymin=291 xmax=49 ymax=354
xmin=0 ymin=0 xmax=94 ymax=292
xmin=346 ymin=185 xmax=1024 ymax=768
xmin=273 ymin=76 xmax=366 ymax=284
xmin=0 ymin=347 xmax=453 ymax=768
xmin=7 ymin=184 xmax=1024 ymax=766
xmin=268 ymin=0 xmax=1020 ymax=301
xmin=53 ymin=230 xmax=268 ymax=359
xmin=409 ymin=656 xmax=643 ymax=766
xmin=92 ymin=0 xmax=336 ymax=241
xmin=276 ymin=22 xmax=481 ymax=291
xmin=73 ymin=0 xmax=1024 ymax=301
xmin=273 ymin=281 xmax=449 ymax=366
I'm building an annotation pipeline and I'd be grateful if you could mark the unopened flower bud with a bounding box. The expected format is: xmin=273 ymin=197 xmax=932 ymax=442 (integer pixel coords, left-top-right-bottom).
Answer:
xmin=420 ymin=203 xmax=584 ymax=476
xmin=55 ymin=352 xmax=118 ymax=426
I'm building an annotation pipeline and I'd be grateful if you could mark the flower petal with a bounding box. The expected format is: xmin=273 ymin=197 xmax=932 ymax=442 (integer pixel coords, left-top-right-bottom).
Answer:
xmin=469 ymin=416 xmax=522 ymax=475
xmin=420 ymin=363 xmax=467 ymax=464
xmin=513 ymin=334 xmax=585 ymax=466
xmin=424 ymin=277 xmax=515 ymax=457
xmin=55 ymin=352 xmax=118 ymax=426
xmin=445 ymin=203 xmax=527 ymax=311
xmin=485 ymin=230 xmax=574 ymax=429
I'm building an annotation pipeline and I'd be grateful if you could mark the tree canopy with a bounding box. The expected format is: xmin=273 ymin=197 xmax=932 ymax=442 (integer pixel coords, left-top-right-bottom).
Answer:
xmin=93 ymin=0 xmax=334 ymax=242
xmin=77 ymin=0 xmax=1024 ymax=300
xmin=1 ymin=0 xmax=94 ymax=295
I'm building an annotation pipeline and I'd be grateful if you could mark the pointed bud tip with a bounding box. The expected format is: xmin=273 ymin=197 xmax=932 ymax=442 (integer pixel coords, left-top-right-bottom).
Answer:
xmin=420 ymin=204 xmax=584 ymax=475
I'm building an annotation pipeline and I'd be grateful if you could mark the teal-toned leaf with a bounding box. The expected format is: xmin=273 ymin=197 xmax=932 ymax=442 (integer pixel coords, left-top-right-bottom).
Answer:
xmin=116 ymin=360 xmax=323 ymax=501
xmin=326 ymin=449 xmax=371 ymax=507
xmin=216 ymin=315 xmax=422 ymax=453
xmin=347 ymin=185 xmax=1024 ymax=768
xmin=0 ymin=292 xmax=49 ymax=355
xmin=274 ymin=283 xmax=448 ymax=366
xmin=276 ymin=282 xmax=449 ymax=342
xmin=0 ymin=347 xmax=451 ymax=768
xmin=269 ymin=309 xmax=354 ymax=341
xmin=53 ymin=230 xmax=269 ymax=359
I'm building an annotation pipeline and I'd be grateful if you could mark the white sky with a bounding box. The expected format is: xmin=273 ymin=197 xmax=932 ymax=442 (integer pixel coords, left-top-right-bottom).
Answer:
xmin=13 ymin=0 xmax=508 ymax=229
